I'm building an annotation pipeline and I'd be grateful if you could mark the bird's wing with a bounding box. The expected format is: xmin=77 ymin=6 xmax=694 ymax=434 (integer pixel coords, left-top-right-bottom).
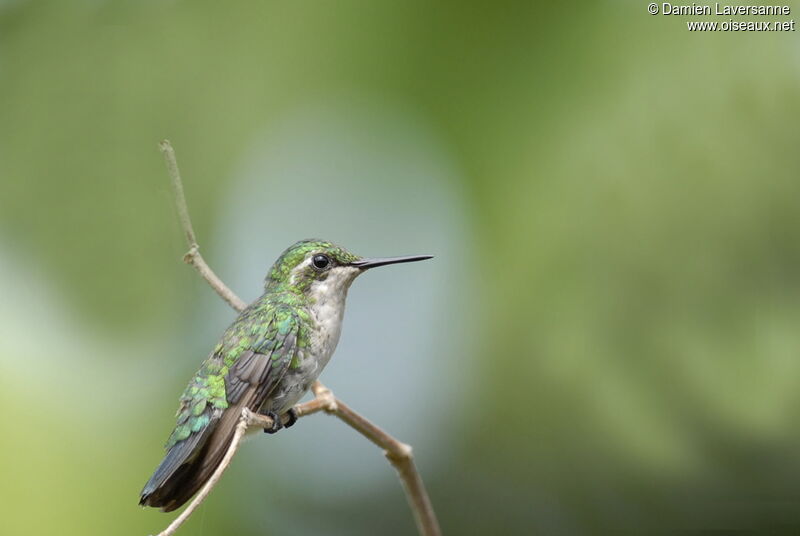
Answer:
xmin=140 ymin=306 xmax=301 ymax=509
xmin=224 ymin=306 xmax=301 ymax=408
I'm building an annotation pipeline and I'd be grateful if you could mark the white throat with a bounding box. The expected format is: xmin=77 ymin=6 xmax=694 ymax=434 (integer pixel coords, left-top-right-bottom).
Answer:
xmin=306 ymin=265 xmax=360 ymax=365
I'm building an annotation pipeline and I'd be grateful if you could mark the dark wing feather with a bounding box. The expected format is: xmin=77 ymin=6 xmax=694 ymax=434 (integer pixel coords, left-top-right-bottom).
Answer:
xmin=139 ymin=308 xmax=299 ymax=512
xmin=224 ymin=350 xmax=260 ymax=403
xmin=138 ymin=415 xmax=216 ymax=501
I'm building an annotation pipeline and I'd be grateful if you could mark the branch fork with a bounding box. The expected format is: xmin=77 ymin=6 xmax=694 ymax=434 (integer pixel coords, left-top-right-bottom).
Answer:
xmin=182 ymin=244 xmax=199 ymax=264
xmin=151 ymin=140 xmax=440 ymax=536
xmin=310 ymin=380 xmax=338 ymax=413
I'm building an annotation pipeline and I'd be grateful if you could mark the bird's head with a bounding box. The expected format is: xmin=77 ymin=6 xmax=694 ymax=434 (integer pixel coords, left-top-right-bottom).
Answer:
xmin=266 ymin=239 xmax=432 ymax=299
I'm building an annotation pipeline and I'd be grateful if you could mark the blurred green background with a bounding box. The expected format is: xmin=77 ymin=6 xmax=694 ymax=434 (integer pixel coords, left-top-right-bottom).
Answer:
xmin=2 ymin=1 xmax=800 ymax=534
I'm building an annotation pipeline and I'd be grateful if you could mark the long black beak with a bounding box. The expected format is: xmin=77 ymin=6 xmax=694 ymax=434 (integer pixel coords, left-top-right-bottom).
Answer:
xmin=350 ymin=255 xmax=433 ymax=270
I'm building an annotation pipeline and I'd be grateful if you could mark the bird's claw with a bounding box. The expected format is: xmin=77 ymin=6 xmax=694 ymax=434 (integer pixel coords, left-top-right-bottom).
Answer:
xmin=284 ymin=408 xmax=299 ymax=428
xmin=262 ymin=409 xmax=298 ymax=433
xmin=262 ymin=411 xmax=283 ymax=434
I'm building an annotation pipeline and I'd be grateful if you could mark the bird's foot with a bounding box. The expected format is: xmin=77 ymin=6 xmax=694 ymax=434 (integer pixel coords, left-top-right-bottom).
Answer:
xmin=262 ymin=411 xmax=283 ymax=434
xmin=261 ymin=409 xmax=298 ymax=434
xmin=284 ymin=408 xmax=299 ymax=429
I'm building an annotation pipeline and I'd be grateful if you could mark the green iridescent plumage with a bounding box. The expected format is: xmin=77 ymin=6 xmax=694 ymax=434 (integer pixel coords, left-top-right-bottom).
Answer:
xmin=140 ymin=240 xmax=358 ymax=511
xmin=165 ymin=303 xmax=309 ymax=449
xmin=161 ymin=239 xmax=357 ymax=451
xmin=266 ymin=239 xmax=359 ymax=292
xmin=140 ymin=238 xmax=431 ymax=512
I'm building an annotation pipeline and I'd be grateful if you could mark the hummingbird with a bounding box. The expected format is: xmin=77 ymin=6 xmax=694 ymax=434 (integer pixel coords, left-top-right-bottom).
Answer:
xmin=139 ymin=239 xmax=432 ymax=512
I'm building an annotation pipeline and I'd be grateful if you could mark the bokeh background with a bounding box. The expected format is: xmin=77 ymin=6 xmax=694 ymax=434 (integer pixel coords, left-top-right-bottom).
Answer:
xmin=1 ymin=1 xmax=799 ymax=535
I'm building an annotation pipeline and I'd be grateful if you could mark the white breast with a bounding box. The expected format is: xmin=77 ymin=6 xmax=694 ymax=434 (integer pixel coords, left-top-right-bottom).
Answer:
xmin=307 ymin=269 xmax=356 ymax=369
xmin=263 ymin=264 xmax=360 ymax=414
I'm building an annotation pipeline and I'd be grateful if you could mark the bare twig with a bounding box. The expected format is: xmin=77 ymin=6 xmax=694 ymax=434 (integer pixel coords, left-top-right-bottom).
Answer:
xmin=154 ymin=397 xmax=335 ymax=536
xmin=154 ymin=409 xmax=247 ymax=536
xmin=327 ymin=398 xmax=439 ymax=534
xmin=152 ymin=140 xmax=441 ymax=536
xmin=159 ymin=140 xmax=246 ymax=312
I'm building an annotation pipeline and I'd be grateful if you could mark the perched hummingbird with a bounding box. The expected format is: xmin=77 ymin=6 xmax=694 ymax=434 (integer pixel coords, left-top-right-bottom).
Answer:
xmin=140 ymin=239 xmax=432 ymax=511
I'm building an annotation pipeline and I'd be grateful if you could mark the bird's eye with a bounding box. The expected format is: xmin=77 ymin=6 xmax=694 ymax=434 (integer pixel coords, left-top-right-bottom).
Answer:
xmin=312 ymin=254 xmax=330 ymax=270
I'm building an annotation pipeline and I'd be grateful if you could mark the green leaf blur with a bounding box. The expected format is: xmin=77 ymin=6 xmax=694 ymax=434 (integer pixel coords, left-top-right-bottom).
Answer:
xmin=1 ymin=1 xmax=799 ymax=535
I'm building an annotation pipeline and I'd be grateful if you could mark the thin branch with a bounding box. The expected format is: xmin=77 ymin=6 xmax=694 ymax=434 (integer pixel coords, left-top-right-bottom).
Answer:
xmin=159 ymin=140 xmax=247 ymax=313
xmin=159 ymin=140 xmax=197 ymax=249
xmin=154 ymin=398 xmax=334 ymax=536
xmin=323 ymin=394 xmax=439 ymax=535
xmin=153 ymin=140 xmax=441 ymax=536
xmin=154 ymin=410 xmax=246 ymax=536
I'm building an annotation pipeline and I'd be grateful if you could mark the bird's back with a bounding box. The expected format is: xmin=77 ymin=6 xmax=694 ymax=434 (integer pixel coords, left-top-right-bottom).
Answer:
xmin=140 ymin=298 xmax=306 ymax=511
